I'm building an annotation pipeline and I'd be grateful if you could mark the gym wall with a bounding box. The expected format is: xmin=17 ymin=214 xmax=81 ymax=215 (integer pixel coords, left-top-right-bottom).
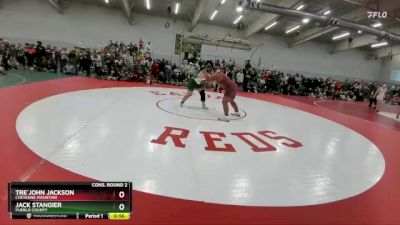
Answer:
xmin=0 ymin=0 xmax=385 ymax=81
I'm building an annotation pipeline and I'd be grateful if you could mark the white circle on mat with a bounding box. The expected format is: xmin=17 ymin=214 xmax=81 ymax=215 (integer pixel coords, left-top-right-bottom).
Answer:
xmin=157 ymin=98 xmax=247 ymax=121
xmin=378 ymin=111 xmax=400 ymax=121
xmin=16 ymin=87 xmax=385 ymax=206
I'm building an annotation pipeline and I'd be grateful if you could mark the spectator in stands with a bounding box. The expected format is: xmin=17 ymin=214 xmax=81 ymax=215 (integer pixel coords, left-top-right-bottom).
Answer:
xmin=2 ymin=50 xmax=12 ymax=70
xmin=63 ymin=62 xmax=76 ymax=75
xmin=165 ymin=61 xmax=172 ymax=84
xmin=245 ymin=60 xmax=251 ymax=70
xmin=235 ymin=69 xmax=244 ymax=88
xmin=25 ymin=44 xmax=36 ymax=70
xmin=35 ymin=41 xmax=46 ymax=71
xmin=246 ymin=68 xmax=258 ymax=93
xmin=158 ymin=59 xmax=165 ymax=82
xmin=122 ymin=50 xmax=134 ymax=73
xmin=368 ymin=83 xmax=378 ymax=108
xmin=80 ymin=51 xmax=92 ymax=76
xmin=46 ymin=47 xmax=58 ymax=73
xmin=151 ymin=59 xmax=159 ymax=82
xmin=16 ymin=43 xmax=26 ymax=69
xmin=1 ymin=38 xmax=399 ymax=107
xmin=8 ymin=43 xmax=18 ymax=69
xmin=375 ymin=84 xmax=388 ymax=112
xmin=59 ymin=48 xmax=68 ymax=71
xmin=67 ymin=49 xmax=78 ymax=75
xmin=103 ymin=52 xmax=112 ymax=75
xmin=92 ymin=52 xmax=102 ymax=75
xmin=0 ymin=38 xmax=5 ymax=57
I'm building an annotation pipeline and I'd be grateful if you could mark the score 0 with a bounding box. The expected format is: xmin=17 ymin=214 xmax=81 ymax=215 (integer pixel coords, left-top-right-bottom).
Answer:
xmin=118 ymin=191 xmax=125 ymax=199
xmin=115 ymin=190 xmax=129 ymax=211
xmin=118 ymin=191 xmax=125 ymax=211
xmin=115 ymin=190 xmax=128 ymax=200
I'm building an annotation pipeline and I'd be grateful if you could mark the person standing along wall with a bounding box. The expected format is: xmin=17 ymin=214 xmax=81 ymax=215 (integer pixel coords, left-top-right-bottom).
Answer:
xmin=375 ymin=84 xmax=388 ymax=112
xmin=165 ymin=61 xmax=172 ymax=84
xmin=368 ymin=83 xmax=378 ymax=108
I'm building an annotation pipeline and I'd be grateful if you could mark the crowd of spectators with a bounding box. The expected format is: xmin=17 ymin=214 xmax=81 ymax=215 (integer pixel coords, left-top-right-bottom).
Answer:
xmin=218 ymin=63 xmax=399 ymax=105
xmin=0 ymin=38 xmax=399 ymax=105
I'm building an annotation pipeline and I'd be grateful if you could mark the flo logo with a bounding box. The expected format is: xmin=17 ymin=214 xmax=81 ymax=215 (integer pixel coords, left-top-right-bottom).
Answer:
xmin=367 ymin=11 xmax=388 ymax=19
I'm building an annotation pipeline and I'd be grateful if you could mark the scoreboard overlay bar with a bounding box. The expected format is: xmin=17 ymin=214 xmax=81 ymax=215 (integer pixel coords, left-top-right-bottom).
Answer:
xmin=8 ymin=182 xmax=132 ymax=220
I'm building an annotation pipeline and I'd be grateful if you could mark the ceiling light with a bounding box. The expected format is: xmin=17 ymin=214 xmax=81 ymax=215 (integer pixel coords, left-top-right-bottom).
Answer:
xmin=286 ymin=25 xmax=301 ymax=34
xmin=323 ymin=10 xmax=331 ymax=15
xmin=175 ymin=3 xmax=180 ymax=15
xmin=210 ymin=10 xmax=218 ymax=20
xmin=371 ymin=22 xmax=382 ymax=28
xmin=371 ymin=41 xmax=388 ymax=48
xmin=257 ymin=0 xmax=261 ymax=2
xmin=221 ymin=0 xmax=226 ymax=4
xmin=105 ymin=0 xmax=109 ymax=3
xmin=265 ymin=21 xmax=278 ymax=30
xmin=332 ymin=32 xmax=350 ymax=40
xmin=233 ymin=15 xmax=243 ymax=24
xmin=296 ymin=4 xmax=304 ymax=10
xmin=145 ymin=0 xmax=150 ymax=10
xmin=357 ymin=30 xmax=362 ymax=34
xmin=302 ymin=18 xmax=310 ymax=24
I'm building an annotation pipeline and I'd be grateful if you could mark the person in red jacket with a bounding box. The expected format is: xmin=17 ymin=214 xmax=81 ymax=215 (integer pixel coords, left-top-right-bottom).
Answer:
xmin=25 ymin=44 xmax=36 ymax=69
xmin=151 ymin=59 xmax=159 ymax=82
xmin=263 ymin=70 xmax=272 ymax=80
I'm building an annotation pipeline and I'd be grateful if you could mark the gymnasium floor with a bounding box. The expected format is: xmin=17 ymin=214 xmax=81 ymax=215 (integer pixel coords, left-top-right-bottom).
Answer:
xmin=1 ymin=70 xmax=399 ymax=225
xmin=0 ymin=70 xmax=69 ymax=88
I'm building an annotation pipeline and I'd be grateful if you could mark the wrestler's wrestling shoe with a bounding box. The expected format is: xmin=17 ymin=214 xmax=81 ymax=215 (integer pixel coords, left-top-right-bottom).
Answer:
xmin=218 ymin=116 xmax=230 ymax=122
xmin=202 ymin=105 xmax=209 ymax=110
xmin=180 ymin=102 xmax=184 ymax=107
xmin=231 ymin=112 xmax=241 ymax=117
